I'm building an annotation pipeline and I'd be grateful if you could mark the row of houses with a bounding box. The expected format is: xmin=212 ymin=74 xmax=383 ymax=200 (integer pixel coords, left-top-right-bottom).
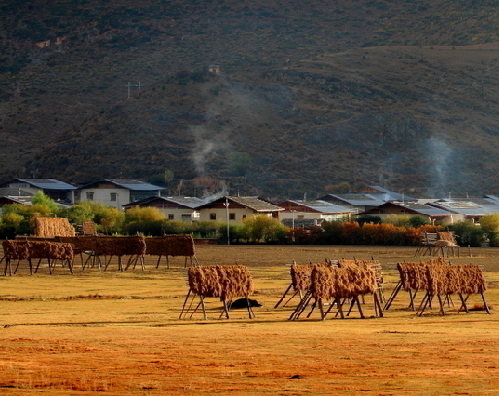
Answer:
xmin=1 ymin=178 xmax=499 ymax=226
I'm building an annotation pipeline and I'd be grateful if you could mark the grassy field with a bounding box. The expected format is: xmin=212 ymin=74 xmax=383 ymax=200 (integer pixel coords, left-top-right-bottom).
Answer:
xmin=0 ymin=245 xmax=498 ymax=395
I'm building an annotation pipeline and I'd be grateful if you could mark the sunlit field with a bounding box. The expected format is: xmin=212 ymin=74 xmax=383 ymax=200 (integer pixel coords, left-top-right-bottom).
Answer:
xmin=0 ymin=244 xmax=498 ymax=395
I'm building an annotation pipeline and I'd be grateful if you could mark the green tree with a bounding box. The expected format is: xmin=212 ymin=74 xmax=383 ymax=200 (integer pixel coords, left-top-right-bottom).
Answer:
xmin=243 ymin=215 xmax=287 ymax=243
xmin=66 ymin=201 xmax=125 ymax=234
xmin=356 ymin=215 xmax=381 ymax=225
xmin=478 ymin=213 xmax=499 ymax=246
xmin=447 ymin=220 xmax=485 ymax=247
xmin=408 ymin=215 xmax=430 ymax=227
xmin=31 ymin=191 xmax=60 ymax=213
xmin=124 ymin=206 xmax=166 ymax=223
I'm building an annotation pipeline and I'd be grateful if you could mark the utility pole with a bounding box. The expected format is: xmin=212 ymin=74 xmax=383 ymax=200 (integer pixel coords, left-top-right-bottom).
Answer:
xmin=225 ymin=197 xmax=230 ymax=245
xmin=125 ymin=81 xmax=143 ymax=99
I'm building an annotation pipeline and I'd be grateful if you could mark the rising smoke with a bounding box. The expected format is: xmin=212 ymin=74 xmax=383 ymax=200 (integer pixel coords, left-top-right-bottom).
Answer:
xmin=425 ymin=137 xmax=452 ymax=198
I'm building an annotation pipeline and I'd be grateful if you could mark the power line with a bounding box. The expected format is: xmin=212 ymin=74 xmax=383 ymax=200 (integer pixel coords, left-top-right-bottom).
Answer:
xmin=125 ymin=81 xmax=143 ymax=99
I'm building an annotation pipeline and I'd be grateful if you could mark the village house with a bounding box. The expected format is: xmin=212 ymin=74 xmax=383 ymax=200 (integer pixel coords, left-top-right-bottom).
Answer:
xmin=278 ymin=199 xmax=355 ymax=227
xmin=0 ymin=188 xmax=33 ymax=210
xmin=75 ymin=179 xmax=164 ymax=209
xmin=0 ymin=179 xmax=77 ymax=203
xmin=318 ymin=193 xmax=385 ymax=213
xmin=359 ymin=202 xmax=455 ymax=225
xmin=355 ymin=186 xmax=417 ymax=203
xmin=427 ymin=196 xmax=499 ymax=223
xmin=196 ymin=196 xmax=284 ymax=224
xmin=123 ymin=196 xmax=205 ymax=221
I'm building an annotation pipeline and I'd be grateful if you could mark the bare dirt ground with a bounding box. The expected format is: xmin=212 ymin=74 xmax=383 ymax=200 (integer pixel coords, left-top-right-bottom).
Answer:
xmin=0 ymin=245 xmax=498 ymax=395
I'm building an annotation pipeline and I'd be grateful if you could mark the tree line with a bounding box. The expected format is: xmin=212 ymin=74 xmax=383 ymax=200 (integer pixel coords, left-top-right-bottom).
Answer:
xmin=1 ymin=192 xmax=498 ymax=247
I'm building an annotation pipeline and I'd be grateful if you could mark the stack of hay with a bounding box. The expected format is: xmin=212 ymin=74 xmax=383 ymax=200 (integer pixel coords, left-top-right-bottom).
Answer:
xmin=34 ymin=218 xmax=75 ymax=238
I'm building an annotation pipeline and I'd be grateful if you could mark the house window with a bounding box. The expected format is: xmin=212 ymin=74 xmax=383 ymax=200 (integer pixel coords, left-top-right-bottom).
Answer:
xmin=110 ymin=193 xmax=117 ymax=202
xmin=229 ymin=213 xmax=235 ymax=220
xmin=210 ymin=213 xmax=217 ymax=220
xmin=86 ymin=192 xmax=94 ymax=200
xmin=168 ymin=214 xmax=174 ymax=220
xmin=242 ymin=215 xmax=247 ymax=220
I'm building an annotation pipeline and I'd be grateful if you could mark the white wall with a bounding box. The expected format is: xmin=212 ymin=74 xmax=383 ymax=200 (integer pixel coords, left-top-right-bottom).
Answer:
xmin=76 ymin=187 xmax=130 ymax=209
xmin=199 ymin=207 xmax=259 ymax=223
xmin=279 ymin=212 xmax=348 ymax=221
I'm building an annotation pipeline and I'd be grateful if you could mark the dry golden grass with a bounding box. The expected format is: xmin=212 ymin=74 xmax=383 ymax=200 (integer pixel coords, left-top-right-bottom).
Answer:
xmin=0 ymin=245 xmax=498 ymax=395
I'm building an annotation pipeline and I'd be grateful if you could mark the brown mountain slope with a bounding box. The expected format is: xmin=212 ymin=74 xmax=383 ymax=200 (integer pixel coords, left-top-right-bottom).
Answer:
xmin=2 ymin=1 xmax=499 ymax=197
xmin=29 ymin=44 xmax=499 ymax=198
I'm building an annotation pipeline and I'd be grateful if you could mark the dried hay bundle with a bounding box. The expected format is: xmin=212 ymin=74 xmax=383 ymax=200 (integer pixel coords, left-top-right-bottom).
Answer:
xmin=290 ymin=262 xmax=329 ymax=291
xmin=55 ymin=236 xmax=97 ymax=252
xmin=187 ymin=266 xmax=223 ymax=298
xmin=45 ymin=242 xmax=73 ymax=260
xmin=144 ymin=237 xmax=165 ymax=256
xmin=354 ymin=259 xmax=383 ymax=285
xmin=82 ymin=221 xmax=97 ymax=235
xmin=216 ymin=265 xmax=254 ymax=300
xmin=434 ymin=239 xmax=455 ymax=247
xmin=187 ymin=265 xmax=253 ymax=300
xmin=397 ymin=262 xmax=422 ymax=291
xmin=93 ymin=236 xmax=146 ymax=256
xmin=163 ymin=234 xmax=196 ymax=257
xmin=337 ymin=259 xmax=358 ymax=269
xmin=427 ymin=257 xmax=448 ymax=266
xmin=437 ymin=232 xmax=458 ymax=246
xmin=427 ymin=264 xmax=486 ymax=296
xmin=28 ymin=241 xmax=51 ymax=259
xmin=145 ymin=235 xmax=195 ymax=257
xmin=34 ymin=218 xmax=75 ymax=238
xmin=311 ymin=266 xmax=377 ymax=300
xmin=2 ymin=240 xmax=30 ymax=260
xmin=458 ymin=265 xmax=486 ymax=294
xmin=397 ymin=259 xmax=449 ymax=291
xmin=405 ymin=262 xmax=430 ymax=291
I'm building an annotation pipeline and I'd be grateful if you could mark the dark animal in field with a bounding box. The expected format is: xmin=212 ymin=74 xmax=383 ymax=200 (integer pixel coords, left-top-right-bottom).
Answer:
xmin=229 ymin=298 xmax=262 ymax=309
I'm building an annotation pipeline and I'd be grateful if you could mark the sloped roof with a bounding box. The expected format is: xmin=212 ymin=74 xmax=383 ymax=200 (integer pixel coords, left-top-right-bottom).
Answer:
xmin=124 ymin=196 xmax=205 ymax=209
xmin=360 ymin=202 xmax=453 ymax=217
xmin=0 ymin=188 xmax=33 ymax=197
xmin=398 ymin=203 xmax=454 ymax=216
xmin=320 ymin=193 xmax=385 ymax=206
xmin=0 ymin=196 xmax=32 ymax=205
xmin=80 ymin=179 xmax=164 ymax=191
xmin=197 ymin=196 xmax=284 ymax=212
xmin=367 ymin=186 xmax=417 ymax=202
xmin=5 ymin=178 xmax=77 ymax=190
xmin=429 ymin=199 xmax=499 ymax=216
xmin=281 ymin=200 xmax=355 ymax=214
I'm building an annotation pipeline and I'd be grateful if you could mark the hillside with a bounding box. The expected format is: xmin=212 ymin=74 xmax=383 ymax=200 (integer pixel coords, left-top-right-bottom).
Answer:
xmin=2 ymin=0 xmax=499 ymax=198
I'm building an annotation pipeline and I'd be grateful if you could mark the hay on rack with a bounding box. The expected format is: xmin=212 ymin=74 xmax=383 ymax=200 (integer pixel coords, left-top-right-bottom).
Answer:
xmin=2 ymin=240 xmax=74 ymax=275
xmin=302 ymin=265 xmax=380 ymax=320
xmin=182 ymin=265 xmax=254 ymax=320
xmin=290 ymin=262 xmax=330 ymax=292
xmin=91 ymin=236 xmax=146 ymax=271
xmin=417 ymin=264 xmax=489 ymax=316
xmin=311 ymin=266 xmax=377 ymax=301
xmin=34 ymin=218 xmax=75 ymax=238
xmin=145 ymin=235 xmax=198 ymax=268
